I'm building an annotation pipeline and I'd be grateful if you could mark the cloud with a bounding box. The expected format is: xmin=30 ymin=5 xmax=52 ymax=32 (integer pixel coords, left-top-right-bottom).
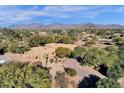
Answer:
xmin=0 ymin=5 xmax=124 ymax=26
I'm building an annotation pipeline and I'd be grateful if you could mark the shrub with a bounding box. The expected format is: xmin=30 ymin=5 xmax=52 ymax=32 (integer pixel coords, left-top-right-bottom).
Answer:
xmin=96 ymin=78 xmax=120 ymax=88
xmin=28 ymin=35 xmax=55 ymax=47
xmin=71 ymin=46 xmax=87 ymax=58
xmin=55 ymin=47 xmax=72 ymax=58
xmin=83 ymin=48 xmax=118 ymax=68
xmin=0 ymin=42 xmax=8 ymax=54
xmin=0 ymin=62 xmax=52 ymax=88
xmin=54 ymin=71 xmax=69 ymax=88
xmin=105 ymin=45 xmax=118 ymax=54
xmin=85 ymin=39 xmax=96 ymax=46
xmin=64 ymin=67 xmax=77 ymax=77
xmin=8 ymin=44 xmax=30 ymax=54
xmin=107 ymin=63 xmax=124 ymax=80
xmin=55 ymin=35 xmax=72 ymax=44
xmin=113 ymin=36 xmax=124 ymax=45
xmin=28 ymin=35 xmax=42 ymax=47
xmin=41 ymin=36 xmax=55 ymax=44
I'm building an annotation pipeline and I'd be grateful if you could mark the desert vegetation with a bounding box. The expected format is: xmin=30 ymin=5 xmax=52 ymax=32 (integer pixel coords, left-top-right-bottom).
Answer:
xmin=0 ymin=62 xmax=52 ymax=88
xmin=0 ymin=27 xmax=124 ymax=88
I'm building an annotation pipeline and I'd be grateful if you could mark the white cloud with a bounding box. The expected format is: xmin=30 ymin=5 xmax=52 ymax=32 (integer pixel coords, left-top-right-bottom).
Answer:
xmin=0 ymin=5 xmax=123 ymax=26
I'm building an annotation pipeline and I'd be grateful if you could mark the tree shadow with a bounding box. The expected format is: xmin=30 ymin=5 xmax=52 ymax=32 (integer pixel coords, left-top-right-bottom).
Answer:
xmin=75 ymin=57 xmax=83 ymax=63
xmin=0 ymin=48 xmax=5 ymax=55
xmin=98 ymin=64 xmax=108 ymax=76
xmin=78 ymin=74 xmax=100 ymax=88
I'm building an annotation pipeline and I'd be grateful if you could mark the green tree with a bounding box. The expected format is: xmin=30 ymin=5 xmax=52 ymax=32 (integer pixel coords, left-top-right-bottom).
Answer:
xmin=83 ymin=48 xmax=118 ymax=68
xmin=83 ymin=48 xmax=107 ymax=66
xmin=71 ymin=46 xmax=88 ymax=58
xmin=0 ymin=62 xmax=52 ymax=88
xmin=96 ymin=78 xmax=120 ymax=88
xmin=71 ymin=46 xmax=88 ymax=64
xmin=107 ymin=62 xmax=124 ymax=80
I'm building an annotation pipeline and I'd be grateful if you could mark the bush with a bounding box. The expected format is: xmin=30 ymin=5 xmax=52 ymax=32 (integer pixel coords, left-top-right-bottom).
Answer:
xmin=83 ymin=48 xmax=118 ymax=68
xmin=0 ymin=62 xmax=52 ymax=88
xmin=107 ymin=63 xmax=124 ymax=80
xmin=64 ymin=67 xmax=77 ymax=76
xmin=28 ymin=35 xmax=42 ymax=47
xmin=55 ymin=47 xmax=72 ymax=58
xmin=83 ymin=48 xmax=107 ymax=66
xmin=54 ymin=71 xmax=69 ymax=88
xmin=113 ymin=36 xmax=124 ymax=45
xmin=96 ymin=78 xmax=120 ymax=88
xmin=118 ymin=44 xmax=124 ymax=60
xmin=40 ymin=36 xmax=55 ymax=44
xmin=55 ymin=35 xmax=72 ymax=44
xmin=71 ymin=46 xmax=87 ymax=59
xmin=8 ymin=44 xmax=30 ymax=54
xmin=105 ymin=45 xmax=118 ymax=54
xmin=28 ymin=35 xmax=55 ymax=47
xmin=3 ymin=29 xmax=22 ymax=40
xmin=0 ymin=42 xmax=8 ymax=54
xmin=85 ymin=39 xmax=96 ymax=46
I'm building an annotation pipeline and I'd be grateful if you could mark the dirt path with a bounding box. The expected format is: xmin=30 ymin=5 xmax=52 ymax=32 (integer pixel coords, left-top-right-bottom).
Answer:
xmin=44 ymin=58 xmax=106 ymax=84
xmin=64 ymin=59 xmax=106 ymax=83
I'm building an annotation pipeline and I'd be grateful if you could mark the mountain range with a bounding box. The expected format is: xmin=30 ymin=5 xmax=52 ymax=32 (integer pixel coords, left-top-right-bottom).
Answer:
xmin=10 ymin=23 xmax=124 ymax=30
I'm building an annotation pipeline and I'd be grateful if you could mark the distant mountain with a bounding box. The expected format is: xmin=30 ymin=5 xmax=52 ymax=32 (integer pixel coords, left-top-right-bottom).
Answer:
xmin=10 ymin=23 xmax=45 ymax=29
xmin=10 ymin=23 xmax=124 ymax=30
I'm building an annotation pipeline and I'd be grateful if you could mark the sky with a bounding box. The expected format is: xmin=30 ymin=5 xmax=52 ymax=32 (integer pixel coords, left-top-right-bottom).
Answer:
xmin=0 ymin=5 xmax=124 ymax=27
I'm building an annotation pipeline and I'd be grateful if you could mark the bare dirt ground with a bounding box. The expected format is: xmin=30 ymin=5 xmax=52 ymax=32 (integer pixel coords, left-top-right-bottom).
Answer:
xmin=22 ymin=43 xmax=76 ymax=62
xmin=0 ymin=43 xmax=76 ymax=62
